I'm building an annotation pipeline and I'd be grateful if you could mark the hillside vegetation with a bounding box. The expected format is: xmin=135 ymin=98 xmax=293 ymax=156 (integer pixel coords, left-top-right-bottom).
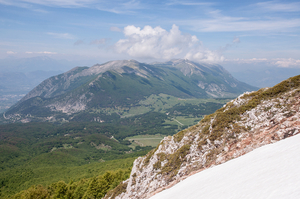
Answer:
xmin=0 ymin=121 xmax=146 ymax=198
xmin=11 ymin=167 xmax=131 ymax=199
xmin=0 ymin=96 xmax=229 ymax=198
xmin=106 ymin=74 xmax=300 ymax=199
xmin=0 ymin=59 xmax=257 ymax=198
xmin=0 ymin=100 xmax=228 ymax=197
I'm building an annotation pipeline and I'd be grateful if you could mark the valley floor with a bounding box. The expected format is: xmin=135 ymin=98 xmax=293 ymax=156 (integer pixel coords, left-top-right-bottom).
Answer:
xmin=151 ymin=133 xmax=300 ymax=199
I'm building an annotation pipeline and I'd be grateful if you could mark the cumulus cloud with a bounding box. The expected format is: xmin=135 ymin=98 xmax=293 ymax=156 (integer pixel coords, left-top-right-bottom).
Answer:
xmin=185 ymin=49 xmax=224 ymax=63
xmin=114 ymin=24 xmax=224 ymax=63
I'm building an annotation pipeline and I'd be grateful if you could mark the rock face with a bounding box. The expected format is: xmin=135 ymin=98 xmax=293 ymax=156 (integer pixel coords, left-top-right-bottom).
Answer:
xmin=3 ymin=59 xmax=256 ymax=123
xmin=105 ymin=75 xmax=300 ymax=199
xmin=154 ymin=59 xmax=252 ymax=97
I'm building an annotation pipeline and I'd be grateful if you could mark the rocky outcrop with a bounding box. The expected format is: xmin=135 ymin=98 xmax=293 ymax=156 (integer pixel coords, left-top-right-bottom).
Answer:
xmin=106 ymin=75 xmax=300 ymax=199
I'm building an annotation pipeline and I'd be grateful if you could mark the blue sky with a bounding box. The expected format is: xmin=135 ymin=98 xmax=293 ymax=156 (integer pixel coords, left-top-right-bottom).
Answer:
xmin=1 ymin=0 xmax=300 ymax=68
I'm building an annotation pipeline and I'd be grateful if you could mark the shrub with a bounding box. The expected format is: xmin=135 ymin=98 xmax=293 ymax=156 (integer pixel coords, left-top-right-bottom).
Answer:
xmin=153 ymin=153 xmax=167 ymax=170
xmin=104 ymin=181 xmax=128 ymax=199
xmin=13 ymin=185 xmax=50 ymax=199
xmin=160 ymin=144 xmax=191 ymax=178
xmin=173 ymin=130 xmax=186 ymax=143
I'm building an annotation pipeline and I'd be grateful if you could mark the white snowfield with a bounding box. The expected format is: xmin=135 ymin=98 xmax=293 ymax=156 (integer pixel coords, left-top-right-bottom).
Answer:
xmin=150 ymin=134 xmax=300 ymax=199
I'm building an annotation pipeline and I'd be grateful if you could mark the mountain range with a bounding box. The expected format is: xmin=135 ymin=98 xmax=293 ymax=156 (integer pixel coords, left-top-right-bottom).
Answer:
xmin=2 ymin=59 xmax=256 ymax=124
xmin=3 ymin=73 xmax=299 ymax=199
xmin=1 ymin=56 xmax=299 ymax=114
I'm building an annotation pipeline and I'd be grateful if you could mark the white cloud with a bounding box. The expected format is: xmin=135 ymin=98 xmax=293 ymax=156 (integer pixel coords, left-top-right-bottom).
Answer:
xmin=25 ymin=51 xmax=57 ymax=54
xmin=185 ymin=49 xmax=225 ymax=63
xmin=95 ymin=0 xmax=143 ymax=14
xmin=114 ymin=24 xmax=223 ymax=63
xmin=166 ymin=1 xmax=214 ymax=6
xmin=256 ymin=1 xmax=300 ymax=12
xmin=225 ymin=58 xmax=268 ymax=63
xmin=225 ymin=58 xmax=300 ymax=68
xmin=0 ymin=0 xmax=144 ymax=14
xmin=47 ymin=32 xmax=75 ymax=39
xmin=186 ymin=17 xmax=300 ymax=32
xmin=274 ymin=58 xmax=300 ymax=68
xmin=0 ymin=0 xmax=49 ymax=12
xmin=39 ymin=51 xmax=57 ymax=54
xmin=179 ymin=7 xmax=300 ymax=33
xmin=0 ymin=0 xmax=95 ymax=8
xmin=6 ymin=51 xmax=17 ymax=54
xmin=233 ymin=36 xmax=240 ymax=43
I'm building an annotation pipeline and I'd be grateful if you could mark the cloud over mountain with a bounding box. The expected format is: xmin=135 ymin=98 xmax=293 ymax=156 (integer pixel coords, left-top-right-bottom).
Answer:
xmin=114 ymin=24 xmax=224 ymax=63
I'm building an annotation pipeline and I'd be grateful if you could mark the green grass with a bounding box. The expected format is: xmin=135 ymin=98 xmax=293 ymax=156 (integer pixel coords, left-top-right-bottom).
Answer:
xmin=86 ymin=95 xmax=229 ymax=132
xmin=125 ymin=134 xmax=165 ymax=149
xmin=88 ymin=94 xmax=229 ymax=119
xmin=164 ymin=116 xmax=202 ymax=127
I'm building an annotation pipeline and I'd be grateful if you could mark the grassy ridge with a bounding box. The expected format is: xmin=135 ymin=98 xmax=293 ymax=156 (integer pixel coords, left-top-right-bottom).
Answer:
xmin=125 ymin=134 xmax=166 ymax=149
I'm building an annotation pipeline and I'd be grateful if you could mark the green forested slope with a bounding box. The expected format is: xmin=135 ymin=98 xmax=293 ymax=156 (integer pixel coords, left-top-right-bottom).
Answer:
xmin=9 ymin=165 xmax=132 ymax=199
xmin=0 ymin=98 xmax=229 ymax=197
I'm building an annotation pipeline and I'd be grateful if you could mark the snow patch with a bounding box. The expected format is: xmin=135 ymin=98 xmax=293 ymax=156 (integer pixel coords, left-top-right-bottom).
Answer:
xmin=151 ymin=134 xmax=300 ymax=199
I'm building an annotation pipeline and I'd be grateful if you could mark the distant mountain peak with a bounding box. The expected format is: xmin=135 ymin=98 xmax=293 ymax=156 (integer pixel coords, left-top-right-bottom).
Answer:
xmin=3 ymin=59 xmax=256 ymax=123
xmin=155 ymin=59 xmax=226 ymax=77
xmin=80 ymin=59 xmax=139 ymax=76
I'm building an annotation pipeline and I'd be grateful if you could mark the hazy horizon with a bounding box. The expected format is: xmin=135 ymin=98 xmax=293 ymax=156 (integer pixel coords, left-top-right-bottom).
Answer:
xmin=1 ymin=0 xmax=299 ymax=71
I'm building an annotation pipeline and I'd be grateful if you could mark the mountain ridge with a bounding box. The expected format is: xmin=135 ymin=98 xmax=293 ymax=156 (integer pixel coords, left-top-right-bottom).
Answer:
xmin=150 ymin=133 xmax=300 ymax=199
xmin=105 ymin=74 xmax=300 ymax=199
